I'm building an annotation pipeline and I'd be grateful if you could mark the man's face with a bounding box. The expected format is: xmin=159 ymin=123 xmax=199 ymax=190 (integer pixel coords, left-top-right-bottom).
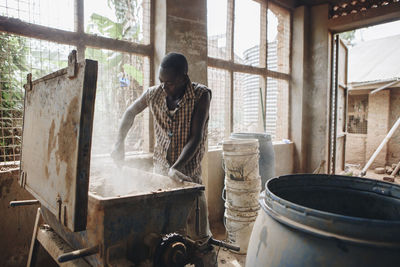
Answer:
xmin=159 ymin=67 xmax=187 ymax=97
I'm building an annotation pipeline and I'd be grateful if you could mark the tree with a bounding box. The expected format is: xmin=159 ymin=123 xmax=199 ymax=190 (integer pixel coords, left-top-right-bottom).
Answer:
xmin=86 ymin=0 xmax=146 ymax=153
xmin=339 ymin=30 xmax=356 ymax=46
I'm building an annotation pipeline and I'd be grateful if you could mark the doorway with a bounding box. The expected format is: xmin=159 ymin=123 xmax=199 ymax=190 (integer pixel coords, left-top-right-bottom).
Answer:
xmin=328 ymin=20 xmax=400 ymax=178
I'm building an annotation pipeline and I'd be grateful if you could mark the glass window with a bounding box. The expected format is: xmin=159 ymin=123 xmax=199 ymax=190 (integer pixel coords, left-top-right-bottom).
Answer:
xmin=208 ymin=67 xmax=230 ymax=146
xmin=0 ymin=0 xmax=74 ymax=31
xmin=266 ymin=77 xmax=289 ymax=140
xmin=207 ymin=0 xmax=229 ymax=60
xmin=0 ymin=33 xmax=73 ymax=162
xmin=234 ymin=0 xmax=261 ymax=66
xmin=86 ymin=48 xmax=150 ymax=154
xmin=233 ymin=72 xmax=263 ymax=133
xmin=85 ymin=0 xmax=151 ymax=44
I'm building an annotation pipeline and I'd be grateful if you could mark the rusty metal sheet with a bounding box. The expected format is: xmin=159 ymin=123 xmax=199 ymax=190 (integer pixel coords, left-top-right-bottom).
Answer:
xmin=21 ymin=58 xmax=98 ymax=232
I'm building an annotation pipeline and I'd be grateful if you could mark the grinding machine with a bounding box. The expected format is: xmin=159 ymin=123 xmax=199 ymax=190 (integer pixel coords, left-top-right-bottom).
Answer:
xmin=11 ymin=51 xmax=238 ymax=266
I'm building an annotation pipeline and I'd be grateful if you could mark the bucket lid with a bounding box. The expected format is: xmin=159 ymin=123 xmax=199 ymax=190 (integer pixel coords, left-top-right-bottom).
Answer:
xmin=231 ymin=132 xmax=272 ymax=141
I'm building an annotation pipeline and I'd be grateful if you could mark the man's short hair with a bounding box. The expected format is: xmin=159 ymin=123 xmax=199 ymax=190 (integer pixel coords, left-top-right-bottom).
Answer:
xmin=160 ymin=52 xmax=188 ymax=75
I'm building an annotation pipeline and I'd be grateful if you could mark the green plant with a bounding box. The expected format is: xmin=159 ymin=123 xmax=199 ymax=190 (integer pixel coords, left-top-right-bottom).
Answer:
xmin=0 ymin=33 xmax=28 ymax=161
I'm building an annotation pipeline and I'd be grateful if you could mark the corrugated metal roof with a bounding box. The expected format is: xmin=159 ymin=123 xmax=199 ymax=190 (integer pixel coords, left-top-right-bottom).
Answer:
xmin=349 ymin=34 xmax=400 ymax=84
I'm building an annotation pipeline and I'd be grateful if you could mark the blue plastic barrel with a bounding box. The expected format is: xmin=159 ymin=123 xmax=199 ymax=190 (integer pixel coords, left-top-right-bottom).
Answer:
xmin=246 ymin=174 xmax=400 ymax=266
xmin=230 ymin=133 xmax=275 ymax=191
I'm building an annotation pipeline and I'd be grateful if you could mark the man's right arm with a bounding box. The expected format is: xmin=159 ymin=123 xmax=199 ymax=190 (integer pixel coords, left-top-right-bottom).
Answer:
xmin=111 ymin=91 xmax=148 ymax=162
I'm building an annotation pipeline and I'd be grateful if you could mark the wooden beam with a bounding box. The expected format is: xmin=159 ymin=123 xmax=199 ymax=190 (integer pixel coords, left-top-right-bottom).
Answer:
xmin=328 ymin=2 xmax=400 ymax=33
xmin=253 ymin=0 xmax=297 ymax=10
xmin=208 ymin=57 xmax=291 ymax=81
xmin=0 ymin=16 xmax=152 ymax=56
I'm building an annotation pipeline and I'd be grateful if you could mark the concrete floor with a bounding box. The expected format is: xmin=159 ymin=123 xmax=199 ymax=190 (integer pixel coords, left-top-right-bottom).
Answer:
xmin=210 ymin=222 xmax=247 ymax=267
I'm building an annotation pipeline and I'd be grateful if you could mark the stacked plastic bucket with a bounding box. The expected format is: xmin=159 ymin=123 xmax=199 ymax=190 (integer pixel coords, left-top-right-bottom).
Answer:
xmin=222 ymin=139 xmax=261 ymax=254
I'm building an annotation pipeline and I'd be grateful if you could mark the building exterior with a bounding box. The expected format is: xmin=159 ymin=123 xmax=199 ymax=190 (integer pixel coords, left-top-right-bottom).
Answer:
xmin=346 ymin=34 xmax=400 ymax=168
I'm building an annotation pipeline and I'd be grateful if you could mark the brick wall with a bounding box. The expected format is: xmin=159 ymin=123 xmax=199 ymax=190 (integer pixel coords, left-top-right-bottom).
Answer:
xmin=388 ymin=89 xmax=400 ymax=165
xmin=346 ymin=134 xmax=367 ymax=166
xmin=366 ymin=90 xmax=390 ymax=169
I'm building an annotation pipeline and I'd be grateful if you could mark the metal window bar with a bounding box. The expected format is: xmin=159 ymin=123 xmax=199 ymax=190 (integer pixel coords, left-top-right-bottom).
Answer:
xmin=0 ymin=0 xmax=153 ymax=163
xmin=207 ymin=0 xmax=291 ymax=142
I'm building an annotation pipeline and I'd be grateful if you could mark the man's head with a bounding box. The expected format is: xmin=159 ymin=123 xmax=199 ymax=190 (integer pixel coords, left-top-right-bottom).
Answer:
xmin=159 ymin=52 xmax=189 ymax=97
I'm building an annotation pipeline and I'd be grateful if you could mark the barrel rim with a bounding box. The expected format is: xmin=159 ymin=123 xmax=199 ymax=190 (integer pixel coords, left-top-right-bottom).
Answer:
xmin=261 ymin=174 xmax=400 ymax=247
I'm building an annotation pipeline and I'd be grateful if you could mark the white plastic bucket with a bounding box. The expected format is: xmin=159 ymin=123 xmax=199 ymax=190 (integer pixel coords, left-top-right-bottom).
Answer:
xmin=222 ymin=139 xmax=259 ymax=181
xmin=224 ymin=177 xmax=261 ymax=211
xmin=224 ymin=208 xmax=259 ymax=254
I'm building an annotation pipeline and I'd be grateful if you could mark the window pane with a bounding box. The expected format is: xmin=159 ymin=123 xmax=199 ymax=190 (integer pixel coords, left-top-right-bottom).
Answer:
xmin=233 ymin=72 xmax=262 ymax=133
xmin=266 ymin=78 xmax=289 ymax=140
xmin=347 ymin=95 xmax=368 ymax=134
xmin=86 ymin=48 xmax=150 ymax=155
xmin=0 ymin=0 xmax=74 ymax=31
xmin=207 ymin=0 xmax=229 ymax=60
xmin=208 ymin=67 xmax=229 ymax=146
xmin=234 ymin=0 xmax=260 ymax=66
xmin=0 ymin=33 xmax=73 ymax=163
xmin=85 ymin=0 xmax=151 ymax=44
xmin=268 ymin=3 xmax=290 ymax=74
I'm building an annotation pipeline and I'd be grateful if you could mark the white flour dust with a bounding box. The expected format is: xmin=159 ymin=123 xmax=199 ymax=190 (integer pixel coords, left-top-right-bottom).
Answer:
xmin=89 ymin=159 xmax=188 ymax=198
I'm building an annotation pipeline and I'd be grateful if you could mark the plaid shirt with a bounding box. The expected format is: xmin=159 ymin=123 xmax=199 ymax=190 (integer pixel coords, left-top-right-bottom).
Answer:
xmin=144 ymin=80 xmax=211 ymax=183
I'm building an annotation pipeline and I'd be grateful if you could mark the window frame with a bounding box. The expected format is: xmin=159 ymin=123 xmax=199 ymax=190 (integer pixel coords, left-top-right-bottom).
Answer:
xmin=207 ymin=0 xmax=292 ymax=143
xmin=0 ymin=0 xmax=155 ymax=163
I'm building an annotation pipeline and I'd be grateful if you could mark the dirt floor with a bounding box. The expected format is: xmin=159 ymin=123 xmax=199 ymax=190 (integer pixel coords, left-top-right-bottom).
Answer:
xmin=344 ymin=165 xmax=400 ymax=185
xmin=210 ymin=222 xmax=247 ymax=267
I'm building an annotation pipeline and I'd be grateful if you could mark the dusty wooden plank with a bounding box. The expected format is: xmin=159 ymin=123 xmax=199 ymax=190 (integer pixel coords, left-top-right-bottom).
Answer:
xmin=0 ymin=16 xmax=152 ymax=56
xmin=36 ymin=227 xmax=91 ymax=267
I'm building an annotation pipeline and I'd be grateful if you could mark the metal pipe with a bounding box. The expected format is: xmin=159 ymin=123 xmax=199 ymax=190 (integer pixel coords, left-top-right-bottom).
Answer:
xmin=195 ymin=196 xmax=200 ymax=236
xmin=209 ymin=238 xmax=240 ymax=252
xmin=57 ymin=245 xmax=99 ymax=263
xmin=361 ymin=117 xmax=400 ymax=176
xmin=10 ymin=199 xmax=39 ymax=207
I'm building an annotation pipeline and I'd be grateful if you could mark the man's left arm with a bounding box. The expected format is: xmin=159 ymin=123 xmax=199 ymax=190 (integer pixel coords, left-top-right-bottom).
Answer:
xmin=171 ymin=91 xmax=211 ymax=172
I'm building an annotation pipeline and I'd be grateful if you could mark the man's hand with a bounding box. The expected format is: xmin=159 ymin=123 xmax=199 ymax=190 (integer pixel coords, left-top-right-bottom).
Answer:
xmin=111 ymin=140 xmax=125 ymax=165
xmin=168 ymin=168 xmax=192 ymax=183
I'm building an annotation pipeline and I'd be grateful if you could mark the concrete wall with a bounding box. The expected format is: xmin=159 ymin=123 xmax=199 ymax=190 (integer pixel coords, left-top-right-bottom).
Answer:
xmin=0 ymin=169 xmax=40 ymax=266
xmin=346 ymin=134 xmax=367 ymax=166
xmin=290 ymin=6 xmax=308 ymax=173
xmin=291 ymin=4 xmax=331 ymax=173
xmin=366 ymin=90 xmax=390 ymax=168
xmin=206 ymin=142 xmax=294 ymax=224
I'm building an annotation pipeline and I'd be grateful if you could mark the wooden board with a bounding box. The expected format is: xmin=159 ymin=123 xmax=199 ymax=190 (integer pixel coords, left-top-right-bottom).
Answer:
xmin=21 ymin=59 xmax=98 ymax=232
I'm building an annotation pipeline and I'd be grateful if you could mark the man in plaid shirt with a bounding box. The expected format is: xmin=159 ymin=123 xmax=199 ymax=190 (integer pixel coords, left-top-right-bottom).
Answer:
xmin=112 ymin=52 xmax=217 ymax=266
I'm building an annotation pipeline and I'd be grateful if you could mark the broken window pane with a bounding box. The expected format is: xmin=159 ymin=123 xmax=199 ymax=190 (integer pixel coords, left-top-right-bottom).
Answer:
xmin=234 ymin=0 xmax=261 ymax=67
xmin=268 ymin=2 xmax=290 ymax=74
